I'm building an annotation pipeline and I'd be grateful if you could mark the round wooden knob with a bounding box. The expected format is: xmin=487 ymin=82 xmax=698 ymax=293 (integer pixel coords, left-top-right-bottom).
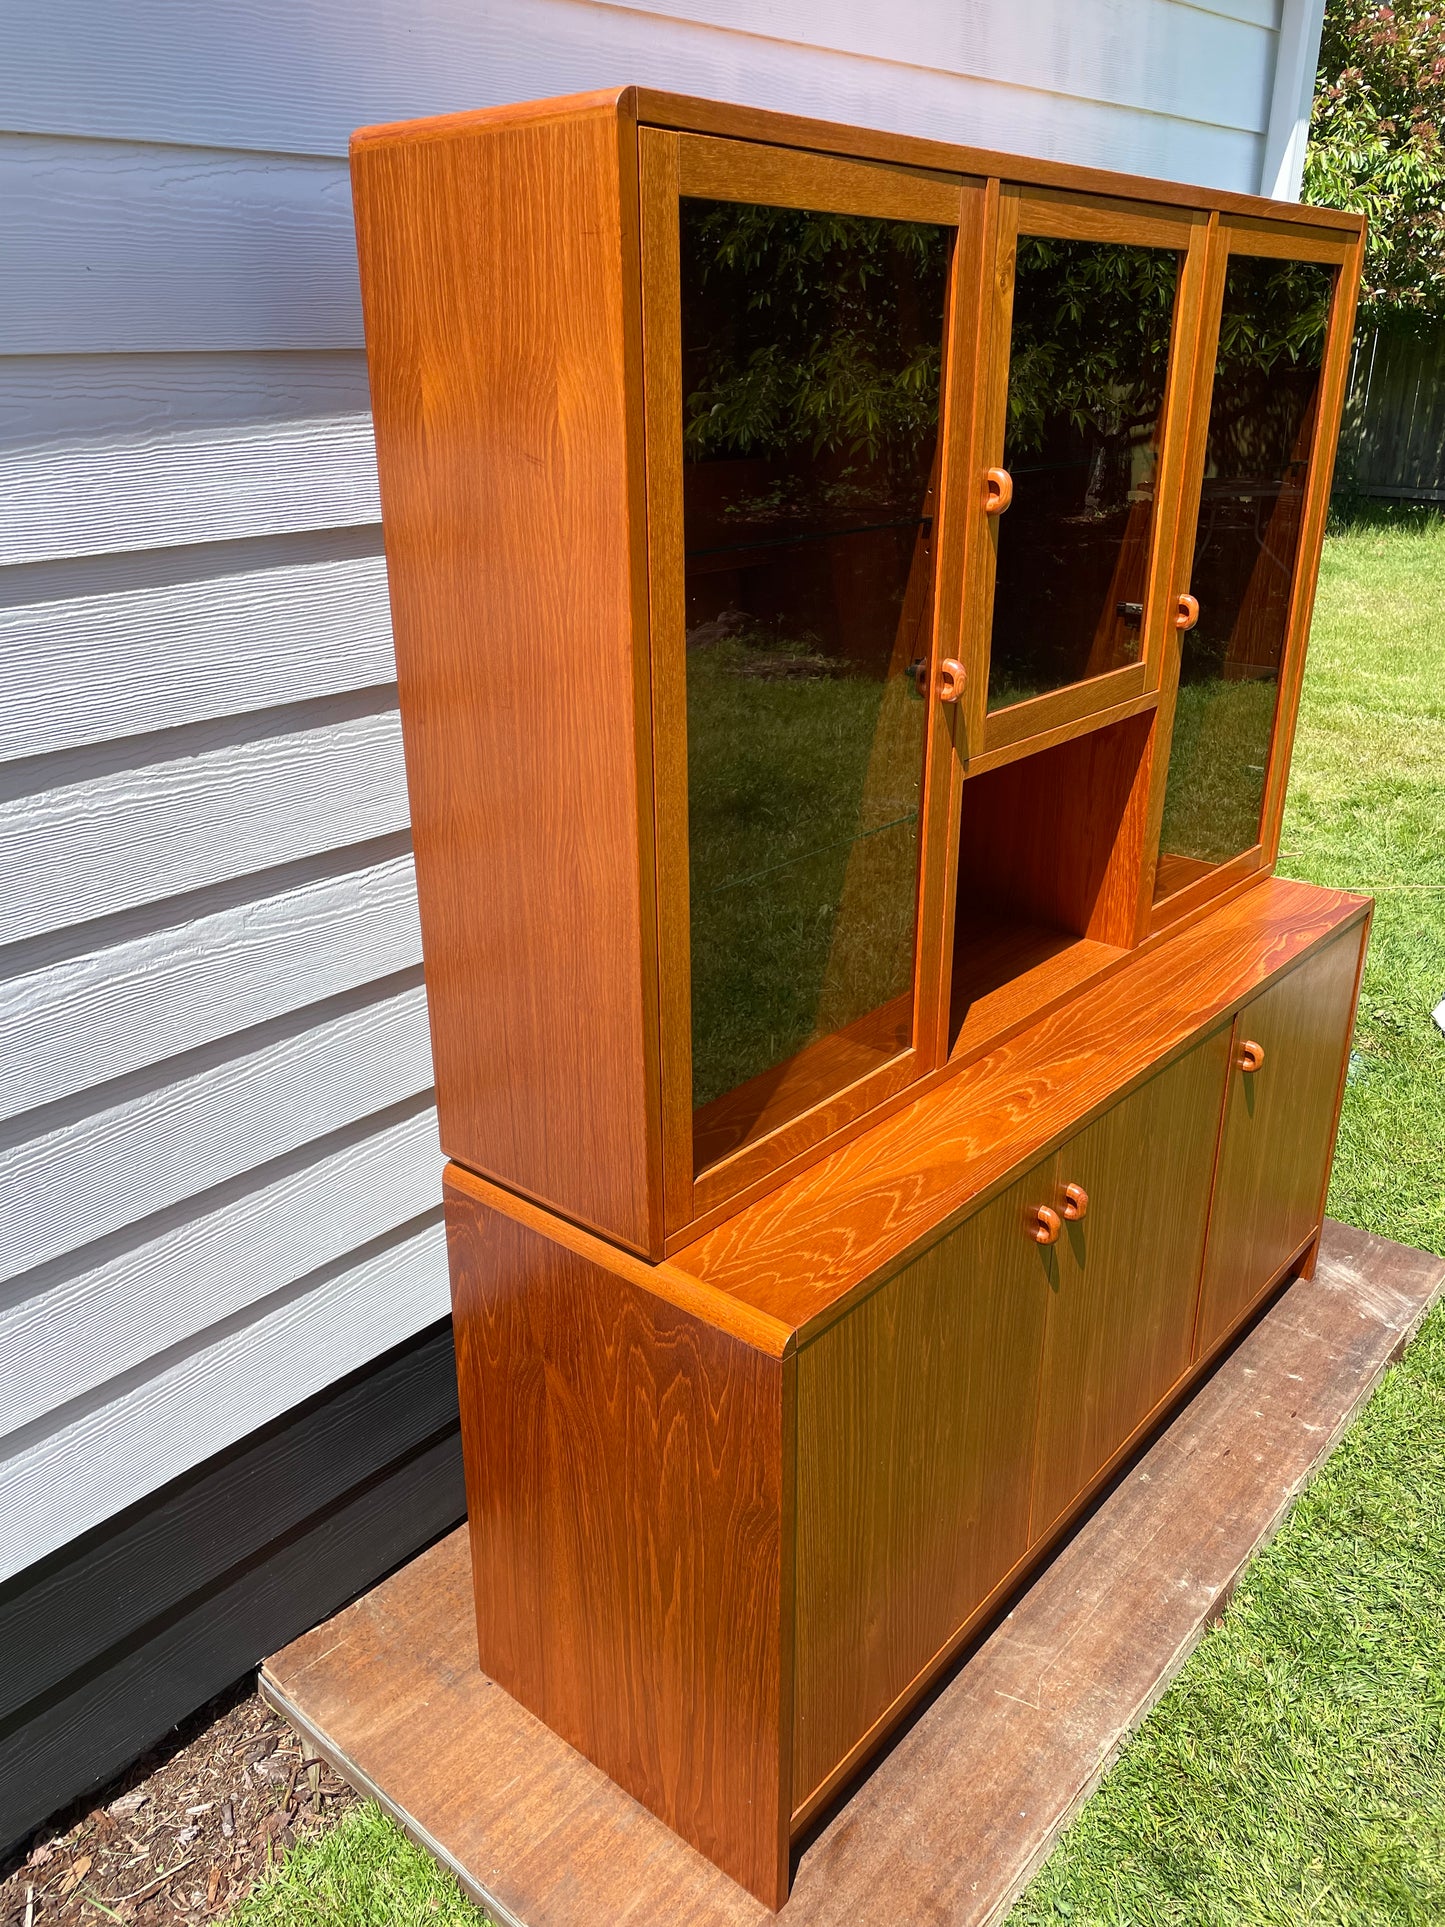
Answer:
xmin=1031 ymin=1204 xmax=1062 ymax=1246
xmin=1061 ymin=1183 xmax=1089 ymax=1221
xmin=1175 ymin=593 xmax=1200 ymax=631
xmin=1240 ymin=1038 xmax=1266 ymax=1073
xmin=984 ymin=467 xmax=1013 ymax=515
xmin=936 ymin=658 xmax=967 ymax=703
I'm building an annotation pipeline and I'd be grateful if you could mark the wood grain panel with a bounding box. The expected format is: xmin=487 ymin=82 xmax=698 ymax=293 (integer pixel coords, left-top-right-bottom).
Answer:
xmin=1221 ymin=216 xmax=1356 ymax=264
xmin=633 ymin=93 xmax=1358 ymax=225
xmin=674 ymin=880 xmax=1369 ymax=1331
xmin=260 ymin=1225 xmax=1444 ymax=1927
xmin=676 ymin=131 xmax=964 ymax=216
xmin=639 ymin=124 xmax=697 ymax=1238
xmin=444 ymin=1181 xmax=790 ymax=1906
xmin=1194 ymin=925 xmax=1367 ymax=1356
xmin=956 ymin=710 xmax=1155 ymax=948
xmin=352 ymin=98 xmax=663 ymax=1254
xmin=1029 ymin=1027 xmax=1232 ymax=1539
xmin=792 ymin=1160 xmax=1051 ymax=1810
xmin=980 ymin=662 xmax=1148 ymax=757
xmin=1016 ymin=189 xmax=1199 ymax=247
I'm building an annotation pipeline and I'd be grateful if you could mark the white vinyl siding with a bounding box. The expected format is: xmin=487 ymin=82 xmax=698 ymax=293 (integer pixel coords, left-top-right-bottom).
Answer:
xmin=0 ymin=0 xmax=1319 ymax=1583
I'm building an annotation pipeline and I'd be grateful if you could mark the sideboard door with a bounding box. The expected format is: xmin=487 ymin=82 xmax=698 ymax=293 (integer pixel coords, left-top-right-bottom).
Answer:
xmin=791 ymin=1160 xmax=1054 ymax=1819
xmin=1193 ymin=926 xmax=1365 ymax=1358
xmin=1030 ymin=1027 xmax=1232 ymax=1542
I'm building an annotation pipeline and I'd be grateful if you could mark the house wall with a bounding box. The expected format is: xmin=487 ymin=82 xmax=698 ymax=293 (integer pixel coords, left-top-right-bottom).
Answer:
xmin=0 ymin=0 xmax=1323 ymax=1840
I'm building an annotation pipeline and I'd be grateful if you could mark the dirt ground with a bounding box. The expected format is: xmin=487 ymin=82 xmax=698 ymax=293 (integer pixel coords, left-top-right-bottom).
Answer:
xmin=0 ymin=1679 xmax=358 ymax=1925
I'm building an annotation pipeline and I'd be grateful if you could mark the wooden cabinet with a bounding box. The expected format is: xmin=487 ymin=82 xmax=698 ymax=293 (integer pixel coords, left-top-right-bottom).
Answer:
xmin=354 ymin=88 xmax=1370 ymax=1911
xmin=1194 ymin=927 xmax=1365 ymax=1357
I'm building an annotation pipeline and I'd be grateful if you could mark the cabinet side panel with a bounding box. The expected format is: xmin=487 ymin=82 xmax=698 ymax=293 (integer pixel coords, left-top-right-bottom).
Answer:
xmin=793 ymin=1166 xmax=1050 ymax=1811
xmin=444 ymin=1182 xmax=789 ymax=1907
xmin=352 ymin=107 xmax=659 ymax=1253
xmin=1195 ymin=923 xmax=1367 ymax=1353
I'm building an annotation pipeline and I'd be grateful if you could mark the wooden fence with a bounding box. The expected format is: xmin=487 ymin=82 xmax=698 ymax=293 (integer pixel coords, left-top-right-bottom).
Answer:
xmin=1340 ymin=326 xmax=1445 ymax=501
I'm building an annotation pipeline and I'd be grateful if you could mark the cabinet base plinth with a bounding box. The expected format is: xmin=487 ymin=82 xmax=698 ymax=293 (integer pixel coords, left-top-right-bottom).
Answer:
xmin=262 ymin=1222 xmax=1443 ymax=1924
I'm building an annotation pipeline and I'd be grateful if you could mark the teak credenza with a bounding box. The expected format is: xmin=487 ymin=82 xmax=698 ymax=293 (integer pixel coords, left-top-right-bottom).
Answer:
xmin=351 ymin=89 xmax=1370 ymax=1907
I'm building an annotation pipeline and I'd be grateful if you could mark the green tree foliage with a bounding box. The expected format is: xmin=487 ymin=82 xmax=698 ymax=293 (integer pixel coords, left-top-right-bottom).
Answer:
xmin=1305 ymin=0 xmax=1445 ymax=330
xmin=681 ymin=204 xmax=945 ymax=469
xmin=679 ymin=212 xmax=1330 ymax=484
xmin=1003 ymin=238 xmax=1178 ymax=464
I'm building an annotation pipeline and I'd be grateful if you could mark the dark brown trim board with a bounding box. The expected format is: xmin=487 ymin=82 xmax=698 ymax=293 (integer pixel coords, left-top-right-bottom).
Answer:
xmin=263 ymin=1221 xmax=1444 ymax=1927
xmin=0 ymin=1321 xmax=465 ymax=1862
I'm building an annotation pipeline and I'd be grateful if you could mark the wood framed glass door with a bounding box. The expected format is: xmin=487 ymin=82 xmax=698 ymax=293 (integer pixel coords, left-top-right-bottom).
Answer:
xmin=1146 ymin=217 xmax=1362 ymax=928
xmin=961 ymin=187 xmax=1210 ymax=769
xmin=640 ymin=130 xmax=983 ymax=1237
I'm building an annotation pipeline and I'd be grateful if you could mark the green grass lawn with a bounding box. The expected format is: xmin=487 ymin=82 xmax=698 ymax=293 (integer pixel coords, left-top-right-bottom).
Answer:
xmin=231 ymin=506 xmax=1445 ymax=1926
xmin=686 ymin=633 xmax=921 ymax=1108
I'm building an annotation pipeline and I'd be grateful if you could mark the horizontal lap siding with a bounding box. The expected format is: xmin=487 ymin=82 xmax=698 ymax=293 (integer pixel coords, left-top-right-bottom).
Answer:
xmin=0 ymin=0 xmax=1292 ymax=1585
xmin=0 ymin=0 xmax=1272 ymax=184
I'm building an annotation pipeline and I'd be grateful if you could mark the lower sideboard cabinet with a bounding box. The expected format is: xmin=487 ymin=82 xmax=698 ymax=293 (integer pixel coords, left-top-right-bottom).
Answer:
xmin=442 ymin=887 xmax=1369 ymax=1910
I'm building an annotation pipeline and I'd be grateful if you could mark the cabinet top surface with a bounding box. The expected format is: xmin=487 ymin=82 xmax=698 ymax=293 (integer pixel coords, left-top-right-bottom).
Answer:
xmin=351 ymin=86 xmax=1365 ymax=239
xmin=667 ymin=877 xmax=1368 ymax=1336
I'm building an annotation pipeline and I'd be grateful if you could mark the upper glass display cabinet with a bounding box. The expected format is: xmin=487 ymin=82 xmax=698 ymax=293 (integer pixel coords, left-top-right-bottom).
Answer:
xmin=638 ymin=135 xmax=1360 ymax=1239
xmin=351 ymin=93 xmax=1365 ymax=1257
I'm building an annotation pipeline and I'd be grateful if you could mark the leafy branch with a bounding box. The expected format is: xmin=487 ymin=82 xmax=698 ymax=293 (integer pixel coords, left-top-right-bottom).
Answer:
xmin=1305 ymin=0 xmax=1445 ymax=330
xmin=681 ymin=204 xmax=946 ymax=468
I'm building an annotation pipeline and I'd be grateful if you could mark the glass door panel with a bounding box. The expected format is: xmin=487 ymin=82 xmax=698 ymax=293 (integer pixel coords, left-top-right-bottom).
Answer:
xmin=988 ymin=234 xmax=1183 ymax=713
xmin=1153 ymin=254 xmax=1336 ymax=903
xmin=679 ymin=196 xmax=952 ymax=1168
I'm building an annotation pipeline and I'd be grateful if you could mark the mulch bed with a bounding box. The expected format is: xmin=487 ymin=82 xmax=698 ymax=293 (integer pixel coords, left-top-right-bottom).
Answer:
xmin=0 ymin=1678 xmax=358 ymax=1925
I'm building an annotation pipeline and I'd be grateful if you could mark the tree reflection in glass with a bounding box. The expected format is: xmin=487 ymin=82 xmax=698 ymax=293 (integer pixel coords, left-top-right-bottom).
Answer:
xmin=1154 ymin=257 xmax=1335 ymax=901
xmin=680 ymin=199 xmax=949 ymax=1164
xmin=988 ymin=237 xmax=1182 ymax=711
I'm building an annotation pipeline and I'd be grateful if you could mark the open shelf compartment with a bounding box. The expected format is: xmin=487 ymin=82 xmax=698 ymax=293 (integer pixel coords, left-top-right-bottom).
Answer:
xmin=949 ymin=711 xmax=1154 ymax=1060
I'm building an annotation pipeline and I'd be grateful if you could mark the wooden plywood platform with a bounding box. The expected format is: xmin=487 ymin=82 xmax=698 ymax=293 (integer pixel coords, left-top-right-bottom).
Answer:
xmin=263 ymin=1221 xmax=1444 ymax=1927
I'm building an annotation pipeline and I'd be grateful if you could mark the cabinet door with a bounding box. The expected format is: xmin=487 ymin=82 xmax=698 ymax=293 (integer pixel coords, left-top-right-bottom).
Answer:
xmin=792 ymin=1159 xmax=1053 ymax=1817
xmin=1194 ymin=926 xmax=1365 ymax=1357
xmin=967 ymin=188 xmax=1208 ymax=764
xmin=1030 ymin=1028 xmax=1231 ymax=1541
xmin=641 ymin=132 xmax=982 ymax=1236
xmin=1150 ymin=226 xmax=1357 ymax=922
